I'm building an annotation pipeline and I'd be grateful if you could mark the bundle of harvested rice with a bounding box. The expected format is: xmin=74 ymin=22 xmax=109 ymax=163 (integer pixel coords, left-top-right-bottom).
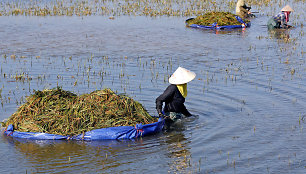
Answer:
xmin=186 ymin=12 xmax=249 ymax=26
xmin=2 ymin=87 xmax=157 ymax=136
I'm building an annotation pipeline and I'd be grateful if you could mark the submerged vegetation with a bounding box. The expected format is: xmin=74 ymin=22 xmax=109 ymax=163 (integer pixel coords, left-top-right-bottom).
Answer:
xmin=186 ymin=12 xmax=249 ymax=26
xmin=2 ymin=87 xmax=157 ymax=136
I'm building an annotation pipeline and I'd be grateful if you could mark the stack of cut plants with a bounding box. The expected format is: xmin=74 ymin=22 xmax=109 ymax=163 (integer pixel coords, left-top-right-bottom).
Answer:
xmin=186 ymin=11 xmax=249 ymax=26
xmin=2 ymin=87 xmax=157 ymax=136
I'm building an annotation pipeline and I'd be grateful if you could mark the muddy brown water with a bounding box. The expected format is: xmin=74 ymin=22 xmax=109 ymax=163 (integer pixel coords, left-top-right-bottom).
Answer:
xmin=0 ymin=3 xmax=306 ymax=174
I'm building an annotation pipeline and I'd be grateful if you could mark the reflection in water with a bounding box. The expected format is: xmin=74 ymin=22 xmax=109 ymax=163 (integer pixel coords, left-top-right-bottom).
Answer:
xmin=268 ymin=29 xmax=291 ymax=43
xmin=165 ymin=132 xmax=191 ymax=172
xmin=161 ymin=121 xmax=194 ymax=173
xmin=215 ymin=28 xmax=247 ymax=36
xmin=188 ymin=27 xmax=248 ymax=36
xmin=3 ymin=125 xmax=194 ymax=173
xmin=3 ymin=137 xmax=144 ymax=173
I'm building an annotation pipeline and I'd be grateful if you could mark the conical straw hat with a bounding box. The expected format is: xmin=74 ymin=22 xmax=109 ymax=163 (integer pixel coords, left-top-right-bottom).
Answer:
xmin=281 ymin=5 xmax=294 ymax=12
xmin=169 ymin=67 xmax=196 ymax=84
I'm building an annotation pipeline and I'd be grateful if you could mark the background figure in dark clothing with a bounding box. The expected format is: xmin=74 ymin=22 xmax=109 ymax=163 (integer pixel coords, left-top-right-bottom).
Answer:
xmin=156 ymin=67 xmax=196 ymax=129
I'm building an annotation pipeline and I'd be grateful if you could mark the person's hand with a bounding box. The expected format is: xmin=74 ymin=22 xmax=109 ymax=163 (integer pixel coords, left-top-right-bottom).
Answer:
xmin=159 ymin=112 xmax=165 ymax=117
xmin=159 ymin=112 xmax=169 ymax=119
xmin=158 ymin=112 xmax=163 ymax=117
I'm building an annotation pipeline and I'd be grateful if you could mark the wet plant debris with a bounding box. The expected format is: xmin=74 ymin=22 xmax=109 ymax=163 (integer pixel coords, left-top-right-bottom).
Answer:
xmin=2 ymin=87 xmax=157 ymax=136
xmin=186 ymin=12 xmax=250 ymax=26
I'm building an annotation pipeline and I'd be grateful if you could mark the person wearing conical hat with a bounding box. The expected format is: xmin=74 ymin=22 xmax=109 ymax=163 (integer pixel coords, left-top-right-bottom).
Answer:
xmin=236 ymin=0 xmax=252 ymax=18
xmin=156 ymin=67 xmax=196 ymax=129
xmin=267 ymin=5 xmax=294 ymax=29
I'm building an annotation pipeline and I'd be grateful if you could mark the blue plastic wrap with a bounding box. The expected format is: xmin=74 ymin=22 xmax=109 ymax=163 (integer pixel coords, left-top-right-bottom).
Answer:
xmin=3 ymin=118 xmax=164 ymax=140
xmin=4 ymin=124 xmax=67 ymax=140
xmin=186 ymin=16 xmax=250 ymax=30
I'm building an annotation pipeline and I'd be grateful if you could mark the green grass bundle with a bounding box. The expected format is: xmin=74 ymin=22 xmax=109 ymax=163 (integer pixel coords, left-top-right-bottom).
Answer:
xmin=2 ymin=87 xmax=157 ymax=136
xmin=186 ymin=12 xmax=249 ymax=26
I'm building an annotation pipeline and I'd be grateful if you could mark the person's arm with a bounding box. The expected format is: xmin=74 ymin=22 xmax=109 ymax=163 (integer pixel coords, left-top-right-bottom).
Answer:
xmin=239 ymin=6 xmax=249 ymax=14
xmin=242 ymin=4 xmax=251 ymax=11
xmin=280 ymin=13 xmax=287 ymax=28
xmin=180 ymin=104 xmax=192 ymax=117
xmin=156 ymin=85 xmax=175 ymax=115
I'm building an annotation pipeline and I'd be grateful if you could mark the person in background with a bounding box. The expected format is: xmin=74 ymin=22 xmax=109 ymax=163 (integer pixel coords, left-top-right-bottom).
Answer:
xmin=156 ymin=67 xmax=196 ymax=129
xmin=267 ymin=5 xmax=294 ymax=29
xmin=236 ymin=0 xmax=252 ymax=18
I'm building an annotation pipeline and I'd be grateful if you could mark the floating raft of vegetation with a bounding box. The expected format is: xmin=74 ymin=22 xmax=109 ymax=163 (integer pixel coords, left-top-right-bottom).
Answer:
xmin=186 ymin=12 xmax=250 ymax=27
xmin=2 ymin=87 xmax=157 ymax=136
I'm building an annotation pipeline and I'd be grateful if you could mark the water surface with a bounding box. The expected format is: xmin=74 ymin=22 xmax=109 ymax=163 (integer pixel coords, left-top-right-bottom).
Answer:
xmin=0 ymin=1 xmax=306 ymax=173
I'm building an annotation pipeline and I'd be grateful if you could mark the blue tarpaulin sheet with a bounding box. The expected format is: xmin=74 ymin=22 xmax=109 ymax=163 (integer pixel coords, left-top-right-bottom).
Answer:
xmin=186 ymin=16 xmax=250 ymax=30
xmin=3 ymin=118 xmax=164 ymax=140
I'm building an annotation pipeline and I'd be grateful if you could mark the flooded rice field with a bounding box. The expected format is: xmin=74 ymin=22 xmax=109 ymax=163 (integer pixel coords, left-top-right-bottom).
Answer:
xmin=0 ymin=0 xmax=306 ymax=173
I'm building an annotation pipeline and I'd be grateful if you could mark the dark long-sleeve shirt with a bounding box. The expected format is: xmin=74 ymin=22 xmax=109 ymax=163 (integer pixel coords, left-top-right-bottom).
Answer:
xmin=156 ymin=84 xmax=191 ymax=116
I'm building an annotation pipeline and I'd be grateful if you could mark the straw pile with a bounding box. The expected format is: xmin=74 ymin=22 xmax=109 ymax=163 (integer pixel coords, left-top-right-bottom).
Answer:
xmin=186 ymin=12 xmax=249 ymax=26
xmin=2 ymin=87 xmax=157 ymax=136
